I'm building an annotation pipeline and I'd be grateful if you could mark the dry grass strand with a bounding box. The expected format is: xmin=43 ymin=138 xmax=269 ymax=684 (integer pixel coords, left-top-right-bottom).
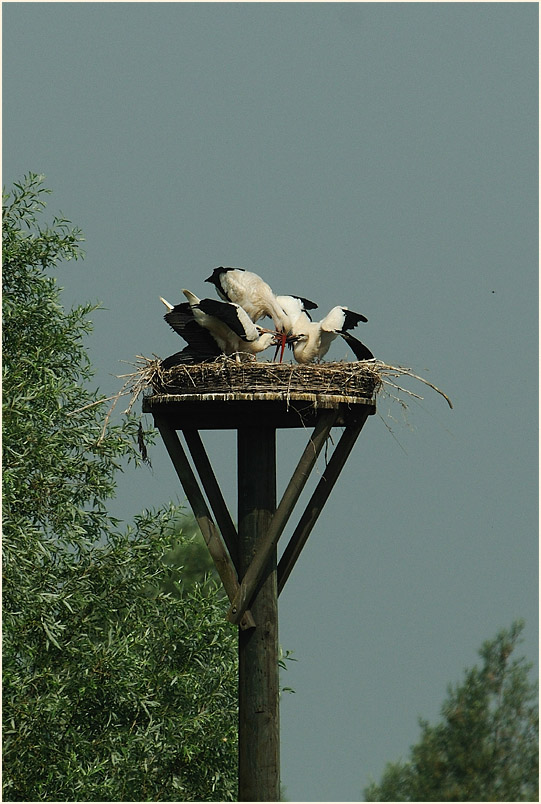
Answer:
xmin=67 ymin=355 xmax=452 ymax=444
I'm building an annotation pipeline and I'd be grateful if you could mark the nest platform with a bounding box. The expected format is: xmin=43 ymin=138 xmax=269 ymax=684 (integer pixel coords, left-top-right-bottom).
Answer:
xmin=142 ymin=359 xmax=380 ymax=429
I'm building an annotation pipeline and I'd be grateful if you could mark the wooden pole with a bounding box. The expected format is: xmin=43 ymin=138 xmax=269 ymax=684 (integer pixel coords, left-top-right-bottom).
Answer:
xmin=237 ymin=427 xmax=280 ymax=802
xmin=277 ymin=410 xmax=370 ymax=594
xmin=182 ymin=428 xmax=239 ymax=569
xmin=228 ymin=409 xmax=338 ymax=625
xmin=154 ymin=417 xmax=255 ymax=630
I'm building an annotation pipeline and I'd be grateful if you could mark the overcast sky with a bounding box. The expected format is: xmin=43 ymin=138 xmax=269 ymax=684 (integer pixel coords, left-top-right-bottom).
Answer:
xmin=3 ymin=2 xmax=538 ymax=801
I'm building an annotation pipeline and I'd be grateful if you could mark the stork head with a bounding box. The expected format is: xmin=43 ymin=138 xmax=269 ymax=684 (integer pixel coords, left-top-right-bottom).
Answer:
xmin=205 ymin=267 xmax=223 ymax=284
xmin=270 ymin=330 xmax=303 ymax=362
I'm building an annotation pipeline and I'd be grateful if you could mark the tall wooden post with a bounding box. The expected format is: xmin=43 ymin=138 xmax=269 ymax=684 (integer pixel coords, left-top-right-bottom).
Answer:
xmin=237 ymin=427 xmax=280 ymax=802
xmin=144 ymin=374 xmax=378 ymax=801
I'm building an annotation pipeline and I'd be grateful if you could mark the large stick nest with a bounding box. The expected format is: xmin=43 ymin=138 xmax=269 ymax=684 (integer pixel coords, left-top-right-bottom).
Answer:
xmin=72 ymin=356 xmax=451 ymax=445
xmin=149 ymin=357 xmax=381 ymax=402
xmin=122 ymin=355 xmax=452 ymax=410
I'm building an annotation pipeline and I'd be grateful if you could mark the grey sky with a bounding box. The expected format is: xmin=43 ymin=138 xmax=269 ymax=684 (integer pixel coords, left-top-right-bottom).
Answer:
xmin=3 ymin=2 xmax=538 ymax=801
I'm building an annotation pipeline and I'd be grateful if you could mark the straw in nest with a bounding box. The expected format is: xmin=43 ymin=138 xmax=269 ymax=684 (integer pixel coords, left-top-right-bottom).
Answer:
xmin=68 ymin=354 xmax=452 ymax=445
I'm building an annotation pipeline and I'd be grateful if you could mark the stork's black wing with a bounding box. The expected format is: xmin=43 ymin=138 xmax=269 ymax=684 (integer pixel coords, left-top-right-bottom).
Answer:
xmin=161 ymin=346 xmax=220 ymax=368
xmin=340 ymin=331 xmax=374 ymax=361
xmin=197 ymin=297 xmax=251 ymax=341
xmin=342 ymin=309 xmax=368 ymax=330
xmin=164 ymin=303 xmax=221 ymax=352
xmin=164 ymin=302 xmax=194 ymax=336
xmin=290 ymin=295 xmax=318 ymax=311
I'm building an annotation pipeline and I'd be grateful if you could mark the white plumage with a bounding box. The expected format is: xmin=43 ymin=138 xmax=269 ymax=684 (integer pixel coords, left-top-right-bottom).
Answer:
xmin=281 ymin=304 xmax=373 ymax=364
xmin=160 ymin=296 xmax=174 ymax=312
xmin=181 ymin=289 xmax=276 ymax=357
xmin=275 ymin=295 xmax=311 ymax=329
xmin=205 ymin=267 xmax=286 ymax=327
xmin=161 ymin=268 xmax=373 ymax=366
xmin=205 ymin=268 xmax=318 ymax=360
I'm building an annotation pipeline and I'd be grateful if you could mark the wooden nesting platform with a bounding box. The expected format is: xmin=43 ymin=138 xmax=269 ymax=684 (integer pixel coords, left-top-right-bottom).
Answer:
xmin=142 ymin=360 xmax=379 ymax=428
xmin=142 ymin=358 xmax=380 ymax=629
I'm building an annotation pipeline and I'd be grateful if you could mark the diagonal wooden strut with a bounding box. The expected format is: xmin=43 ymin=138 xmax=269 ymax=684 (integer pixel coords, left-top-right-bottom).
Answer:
xmin=227 ymin=409 xmax=338 ymax=626
xmin=182 ymin=428 xmax=239 ymax=570
xmin=277 ymin=409 xmax=370 ymax=595
xmin=154 ymin=416 xmax=255 ymax=630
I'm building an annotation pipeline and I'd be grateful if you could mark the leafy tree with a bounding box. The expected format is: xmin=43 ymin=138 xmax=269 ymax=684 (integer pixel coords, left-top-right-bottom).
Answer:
xmin=2 ymin=174 xmax=238 ymax=801
xmin=163 ymin=514 xmax=222 ymax=597
xmin=364 ymin=621 xmax=538 ymax=802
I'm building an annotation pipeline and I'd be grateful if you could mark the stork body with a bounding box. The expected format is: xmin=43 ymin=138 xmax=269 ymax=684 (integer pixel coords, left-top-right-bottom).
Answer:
xmin=160 ymin=297 xmax=222 ymax=367
xmin=287 ymin=305 xmax=373 ymax=364
xmin=205 ymin=268 xmax=318 ymax=360
xmin=161 ymin=291 xmax=276 ymax=364
xmin=275 ymin=295 xmax=314 ymax=328
xmin=205 ymin=267 xmax=287 ymax=326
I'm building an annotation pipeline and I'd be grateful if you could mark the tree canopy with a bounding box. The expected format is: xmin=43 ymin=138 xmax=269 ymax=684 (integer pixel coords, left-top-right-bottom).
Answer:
xmin=2 ymin=174 xmax=238 ymax=801
xmin=364 ymin=620 xmax=538 ymax=802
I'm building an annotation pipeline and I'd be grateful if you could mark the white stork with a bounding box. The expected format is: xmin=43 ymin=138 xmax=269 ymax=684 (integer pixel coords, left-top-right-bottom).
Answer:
xmin=159 ymin=296 xmax=222 ymax=367
xmin=161 ymin=291 xmax=277 ymax=365
xmin=205 ymin=267 xmax=317 ymax=361
xmin=281 ymin=304 xmax=374 ymax=364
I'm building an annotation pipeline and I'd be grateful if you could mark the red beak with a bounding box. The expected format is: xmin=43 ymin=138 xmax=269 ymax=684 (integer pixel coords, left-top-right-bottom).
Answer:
xmin=279 ymin=332 xmax=287 ymax=363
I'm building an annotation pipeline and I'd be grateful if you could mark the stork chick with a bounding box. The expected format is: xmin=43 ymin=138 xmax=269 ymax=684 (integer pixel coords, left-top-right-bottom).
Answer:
xmin=288 ymin=305 xmax=373 ymax=364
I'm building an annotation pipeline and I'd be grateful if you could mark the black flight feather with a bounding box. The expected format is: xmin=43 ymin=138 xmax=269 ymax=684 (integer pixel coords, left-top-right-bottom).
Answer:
xmin=341 ymin=309 xmax=368 ymax=330
xmin=291 ymin=295 xmax=318 ymax=311
xmin=196 ymin=297 xmax=252 ymax=341
xmin=340 ymin=331 xmax=374 ymax=361
xmin=164 ymin=303 xmax=222 ymax=352
xmin=161 ymin=346 xmax=220 ymax=368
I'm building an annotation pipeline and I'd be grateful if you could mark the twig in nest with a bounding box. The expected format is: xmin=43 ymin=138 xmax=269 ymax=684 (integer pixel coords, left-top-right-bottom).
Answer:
xmin=66 ymin=354 xmax=452 ymax=448
xmin=67 ymin=355 xmax=163 ymax=445
xmin=373 ymin=361 xmax=453 ymax=409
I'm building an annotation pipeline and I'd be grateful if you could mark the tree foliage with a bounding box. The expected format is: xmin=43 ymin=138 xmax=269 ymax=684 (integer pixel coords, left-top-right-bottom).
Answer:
xmin=2 ymin=175 xmax=238 ymax=801
xmin=364 ymin=621 xmax=538 ymax=802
